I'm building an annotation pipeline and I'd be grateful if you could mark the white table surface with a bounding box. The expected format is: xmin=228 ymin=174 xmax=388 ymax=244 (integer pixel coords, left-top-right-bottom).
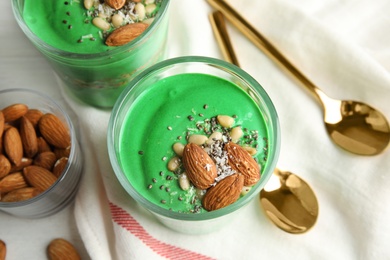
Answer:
xmin=2 ymin=0 xmax=390 ymax=259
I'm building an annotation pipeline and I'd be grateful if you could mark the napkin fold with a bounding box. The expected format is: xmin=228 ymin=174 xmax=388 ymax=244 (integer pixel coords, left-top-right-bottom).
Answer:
xmin=65 ymin=0 xmax=390 ymax=259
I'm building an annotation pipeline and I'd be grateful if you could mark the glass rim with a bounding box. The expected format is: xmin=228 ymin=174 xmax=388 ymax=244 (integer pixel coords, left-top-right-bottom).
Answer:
xmin=108 ymin=56 xmax=281 ymax=221
xmin=11 ymin=0 xmax=171 ymax=59
xmin=0 ymin=88 xmax=78 ymax=208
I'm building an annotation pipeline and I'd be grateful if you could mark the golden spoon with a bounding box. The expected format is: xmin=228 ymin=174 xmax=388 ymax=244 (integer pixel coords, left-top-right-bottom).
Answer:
xmin=259 ymin=168 xmax=318 ymax=234
xmin=209 ymin=10 xmax=319 ymax=234
xmin=207 ymin=0 xmax=390 ymax=156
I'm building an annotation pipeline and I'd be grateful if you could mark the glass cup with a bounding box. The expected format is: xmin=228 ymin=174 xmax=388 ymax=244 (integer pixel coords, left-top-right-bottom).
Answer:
xmin=107 ymin=56 xmax=281 ymax=234
xmin=0 ymin=88 xmax=83 ymax=218
xmin=11 ymin=0 xmax=171 ymax=108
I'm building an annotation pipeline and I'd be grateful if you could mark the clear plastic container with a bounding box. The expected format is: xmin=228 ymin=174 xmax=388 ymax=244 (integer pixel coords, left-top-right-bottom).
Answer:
xmin=107 ymin=56 xmax=281 ymax=234
xmin=11 ymin=0 xmax=171 ymax=108
xmin=0 ymin=88 xmax=83 ymax=218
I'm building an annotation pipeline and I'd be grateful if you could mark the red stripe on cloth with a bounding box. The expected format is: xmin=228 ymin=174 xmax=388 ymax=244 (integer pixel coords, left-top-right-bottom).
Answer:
xmin=109 ymin=202 xmax=215 ymax=260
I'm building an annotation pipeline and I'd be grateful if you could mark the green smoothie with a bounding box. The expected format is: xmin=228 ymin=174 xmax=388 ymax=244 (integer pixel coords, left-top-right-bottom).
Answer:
xmin=118 ymin=73 xmax=270 ymax=213
xmin=23 ymin=1 xmax=163 ymax=53
xmin=15 ymin=0 xmax=170 ymax=107
xmin=23 ymin=1 xmax=108 ymax=54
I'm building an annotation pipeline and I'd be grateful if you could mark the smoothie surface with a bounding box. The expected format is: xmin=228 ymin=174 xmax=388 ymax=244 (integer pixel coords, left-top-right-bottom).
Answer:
xmin=23 ymin=1 xmax=110 ymax=53
xmin=22 ymin=1 xmax=161 ymax=54
xmin=118 ymin=73 xmax=270 ymax=213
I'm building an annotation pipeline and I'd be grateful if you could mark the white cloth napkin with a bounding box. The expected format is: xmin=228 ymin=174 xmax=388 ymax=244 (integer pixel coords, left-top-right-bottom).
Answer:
xmin=4 ymin=0 xmax=390 ymax=258
xmin=63 ymin=0 xmax=390 ymax=259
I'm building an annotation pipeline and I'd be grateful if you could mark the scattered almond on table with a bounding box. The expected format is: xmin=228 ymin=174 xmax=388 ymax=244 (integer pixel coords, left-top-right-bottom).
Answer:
xmin=0 ymin=238 xmax=81 ymax=260
xmin=0 ymin=240 xmax=6 ymax=260
xmin=0 ymin=104 xmax=71 ymax=203
xmin=47 ymin=238 xmax=81 ymax=260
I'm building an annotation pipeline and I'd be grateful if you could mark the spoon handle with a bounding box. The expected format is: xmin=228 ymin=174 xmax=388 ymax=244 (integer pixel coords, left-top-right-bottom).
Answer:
xmin=209 ymin=11 xmax=240 ymax=67
xmin=207 ymin=0 xmax=322 ymax=102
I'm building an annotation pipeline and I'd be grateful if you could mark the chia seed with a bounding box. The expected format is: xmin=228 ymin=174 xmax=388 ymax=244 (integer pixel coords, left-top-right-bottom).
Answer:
xmin=147 ymin=184 xmax=152 ymax=189
xmin=138 ymin=150 xmax=144 ymax=155
xmin=203 ymin=104 xmax=208 ymax=109
xmin=161 ymin=200 xmax=166 ymax=204
xmin=193 ymin=205 xmax=202 ymax=213
xmin=187 ymin=115 xmax=194 ymax=121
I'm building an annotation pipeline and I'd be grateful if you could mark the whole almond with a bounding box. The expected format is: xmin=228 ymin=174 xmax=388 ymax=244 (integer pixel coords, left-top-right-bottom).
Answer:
xmin=2 ymin=124 xmax=12 ymax=132
xmin=24 ymin=109 xmax=44 ymax=129
xmin=47 ymin=238 xmax=81 ymax=260
xmin=1 ymin=187 xmax=42 ymax=202
xmin=1 ymin=103 xmax=28 ymax=123
xmin=0 ymin=111 xmax=4 ymax=138
xmin=53 ymin=157 xmax=68 ymax=178
xmin=106 ymin=23 xmax=149 ymax=46
xmin=0 ymin=172 xmax=28 ymax=194
xmin=225 ymin=142 xmax=260 ymax=186
xmin=0 ymin=154 xmax=11 ymax=179
xmin=0 ymin=240 xmax=6 ymax=260
xmin=3 ymin=127 xmax=23 ymax=166
xmin=34 ymin=151 xmax=57 ymax=170
xmin=10 ymin=158 xmax=33 ymax=173
xmin=39 ymin=113 xmax=71 ymax=149
xmin=202 ymin=174 xmax=244 ymax=211
xmin=20 ymin=116 xmax=39 ymax=158
xmin=54 ymin=146 xmax=71 ymax=159
xmin=105 ymin=0 xmax=125 ymax=9
xmin=182 ymin=143 xmax=217 ymax=189
xmin=37 ymin=136 xmax=52 ymax=153
xmin=23 ymin=166 xmax=57 ymax=191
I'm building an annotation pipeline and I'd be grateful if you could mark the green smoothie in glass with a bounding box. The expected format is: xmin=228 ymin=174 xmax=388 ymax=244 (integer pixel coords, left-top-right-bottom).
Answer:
xmin=12 ymin=0 xmax=170 ymax=107
xmin=108 ymin=57 xmax=280 ymax=233
xmin=118 ymin=73 xmax=270 ymax=213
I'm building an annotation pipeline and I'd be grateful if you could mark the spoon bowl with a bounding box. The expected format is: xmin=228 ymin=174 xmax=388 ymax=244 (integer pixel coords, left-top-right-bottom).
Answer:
xmin=260 ymin=169 xmax=319 ymax=234
xmin=319 ymin=92 xmax=390 ymax=155
xmin=207 ymin=0 xmax=390 ymax=155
